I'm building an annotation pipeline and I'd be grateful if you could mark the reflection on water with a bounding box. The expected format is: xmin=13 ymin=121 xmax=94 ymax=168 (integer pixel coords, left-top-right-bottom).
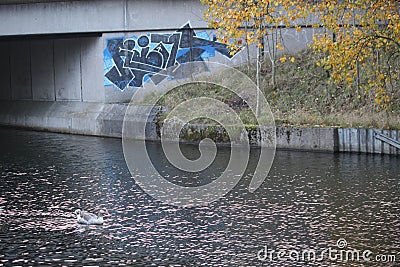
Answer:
xmin=0 ymin=128 xmax=399 ymax=266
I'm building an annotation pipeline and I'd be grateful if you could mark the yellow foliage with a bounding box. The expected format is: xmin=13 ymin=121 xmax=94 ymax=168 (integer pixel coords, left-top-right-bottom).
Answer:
xmin=201 ymin=0 xmax=400 ymax=110
xmin=201 ymin=0 xmax=305 ymax=52
xmin=309 ymin=0 xmax=400 ymax=110
xmin=276 ymin=43 xmax=284 ymax=51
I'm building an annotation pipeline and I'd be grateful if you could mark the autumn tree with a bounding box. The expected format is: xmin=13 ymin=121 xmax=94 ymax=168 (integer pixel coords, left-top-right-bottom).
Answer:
xmin=202 ymin=0 xmax=400 ymax=111
xmin=201 ymin=0 xmax=303 ymax=87
xmin=309 ymin=0 xmax=400 ymax=111
xmin=201 ymin=0 xmax=306 ymax=115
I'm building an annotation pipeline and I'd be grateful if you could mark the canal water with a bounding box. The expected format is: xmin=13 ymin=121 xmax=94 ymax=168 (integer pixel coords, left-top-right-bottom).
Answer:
xmin=0 ymin=128 xmax=398 ymax=266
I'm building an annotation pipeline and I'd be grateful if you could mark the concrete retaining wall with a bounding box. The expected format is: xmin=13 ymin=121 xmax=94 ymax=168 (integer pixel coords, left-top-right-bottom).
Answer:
xmin=166 ymin=124 xmax=338 ymax=152
xmin=0 ymin=101 xmax=398 ymax=155
xmin=276 ymin=126 xmax=338 ymax=152
xmin=174 ymin=125 xmax=399 ymax=154
xmin=0 ymin=100 xmax=122 ymax=137
xmin=0 ymin=101 xmax=164 ymax=139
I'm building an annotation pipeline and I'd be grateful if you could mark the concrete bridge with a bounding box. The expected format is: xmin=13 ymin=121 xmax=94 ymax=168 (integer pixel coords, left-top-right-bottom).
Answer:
xmin=0 ymin=0 xmax=216 ymax=104
xmin=0 ymin=0 xmax=223 ymax=136
xmin=0 ymin=0 xmax=339 ymax=149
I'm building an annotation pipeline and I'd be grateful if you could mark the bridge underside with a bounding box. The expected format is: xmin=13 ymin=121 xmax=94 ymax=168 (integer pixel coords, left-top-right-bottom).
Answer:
xmin=0 ymin=35 xmax=103 ymax=103
xmin=0 ymin=34 xmax=116 ymax=136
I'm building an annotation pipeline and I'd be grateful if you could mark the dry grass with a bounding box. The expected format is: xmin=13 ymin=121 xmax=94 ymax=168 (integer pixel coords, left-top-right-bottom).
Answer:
xmin=256 ymin=49 xmax=400 ymax=129
xmin=147 ymin=49 xmax=400 ymax=130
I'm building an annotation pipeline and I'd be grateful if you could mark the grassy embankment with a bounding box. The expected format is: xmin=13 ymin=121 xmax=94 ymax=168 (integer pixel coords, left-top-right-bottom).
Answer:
xmin=151 ymin=49 xmax=400 ymax=130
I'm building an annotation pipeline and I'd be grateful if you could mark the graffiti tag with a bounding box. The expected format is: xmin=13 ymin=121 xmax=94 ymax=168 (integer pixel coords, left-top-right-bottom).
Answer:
xmin=104 ymin=23 xmax=236 ymax=90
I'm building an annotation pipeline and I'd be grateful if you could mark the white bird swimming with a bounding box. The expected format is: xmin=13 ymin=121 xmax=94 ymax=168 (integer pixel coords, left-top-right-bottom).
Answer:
xmin=74 ymin=208 xmax=110 ymax=225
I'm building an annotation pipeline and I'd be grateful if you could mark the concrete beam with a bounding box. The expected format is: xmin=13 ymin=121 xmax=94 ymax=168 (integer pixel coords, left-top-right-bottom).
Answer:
xmin=0 ymin=1 xmax=125 ymax=36
xmin=126 ymin=0 xmax=206 ymax=31
xmin=0 ymin=0 xmax=206 ymax=37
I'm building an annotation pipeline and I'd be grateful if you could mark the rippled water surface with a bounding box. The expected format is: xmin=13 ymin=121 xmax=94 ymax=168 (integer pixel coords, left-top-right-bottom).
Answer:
xmin=0 ymin=128 xmax=399 ymax=266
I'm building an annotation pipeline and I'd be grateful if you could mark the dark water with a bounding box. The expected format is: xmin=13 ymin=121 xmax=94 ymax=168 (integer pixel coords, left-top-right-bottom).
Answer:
xmin=0 ymin=128 xmax=399 ymax=266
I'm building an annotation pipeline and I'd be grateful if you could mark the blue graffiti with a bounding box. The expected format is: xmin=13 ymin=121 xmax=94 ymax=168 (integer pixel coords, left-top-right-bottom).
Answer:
xmin=104 ymin=23 xmax=236 ymax=90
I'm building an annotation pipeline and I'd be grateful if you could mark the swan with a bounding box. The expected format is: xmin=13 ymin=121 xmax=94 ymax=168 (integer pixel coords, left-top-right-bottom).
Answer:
xmin=74 ymin=208 xmax=110 ymax=225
